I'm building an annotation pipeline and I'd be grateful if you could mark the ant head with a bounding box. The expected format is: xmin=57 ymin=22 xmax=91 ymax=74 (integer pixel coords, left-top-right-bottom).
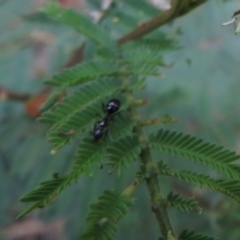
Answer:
xmin=106 ymin=99 xmax=121 ymax=115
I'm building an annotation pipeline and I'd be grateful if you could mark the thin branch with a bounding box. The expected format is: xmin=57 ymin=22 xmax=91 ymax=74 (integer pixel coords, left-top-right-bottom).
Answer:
xmin=120 ymin=163 xmax=150 ymax=196
xmin=140 ymin=145 xmax=177 ymax=239
xmin=122 ymin=177 xmax=144 ymax=197
xmin=117 ymin=0 xmax=208 ymax=45
xmin=126 ymin=92 xmax=177 ymax=240
xmin=0 ymin=86 xmax=31 ymax=102
xmin=63 ymin=0 xmax=208 ymax=66
xmin=61 ymin=42 xmax=85 ymax=69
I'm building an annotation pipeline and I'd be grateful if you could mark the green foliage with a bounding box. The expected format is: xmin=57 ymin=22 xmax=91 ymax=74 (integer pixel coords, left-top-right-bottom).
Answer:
xmin=72 ymin=137 xmax=105 ymax=175
xmin=40 ymin=79 xmax=122 ymax=125
xmin=40 ymin=88 xmax=64 ymax=113
xmin=40 ymin=79 xmax=124 ymax=150
xmin=106 ymin=135 xmax=142 ymax=172
xmin=42 ymin=2 xmax=113 ymax=47
xmin=178 ymin=229 xmax=216 ymax=240
xmin=166 ymin=192 xmax=202 ymax=214
xmin=17 ymin=1 xmax=240 ymax=240
xmin=81 ymin=190 xmax=133 ymax=240
xmin=17 ymin=176 xmax=69 ymax=219
xmin=45 ymin=57 xmax=164 ymax=87
xmin=149 ymin=129 xmax=240 ymax=179
xmin=158 ymin=161 xmax=240 ymax=203
xmin=18 ymin=114 xmax=137 ymax=218
xmin=45 ymin=60 xmax=120 ymax=87
xmin=121 ymin=39 xmax=179 ymax=65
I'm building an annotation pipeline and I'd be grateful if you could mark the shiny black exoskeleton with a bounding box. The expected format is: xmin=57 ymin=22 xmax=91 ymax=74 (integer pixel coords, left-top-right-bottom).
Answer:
xmin=105 ymin=99 xmax=121 ymax=115
xmin=93 ymin=99 xmax=121 ymax=141
xmin=93 ymin=118 xmax=109 ymax=141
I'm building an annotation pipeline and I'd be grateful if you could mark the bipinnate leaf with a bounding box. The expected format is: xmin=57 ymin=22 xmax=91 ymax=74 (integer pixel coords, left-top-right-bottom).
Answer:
xmin=72 ymin=137 xmax=105 ymax=176
xmin=150 ymin=129 xmax=240 ymax=179
xmin=42 ymin=2 xmax=113 ymax=47
xmin=166 ymin=192 xmax=202 ymax=214
xmin=121 ymin=43 xmax=164 ymax=66
xmin=40 ymin=79 xmax=122 ymax=125
xmin=107 ymin=114 xmax=136 ymax=139
xmin=106 ymin=135 xmax=142 ymax=172
xmin=40 ymin=79 xmax=123 ymax=150
xmin=47 ymin=103 xmax=99 ymax=150
xmin=158 ymin=161 xmax=240 ymax=203
xmin=81 ymin=190 xmax=133 ymax=240
xmin=17 ymin=176 xmax=69 ymax=218
xmin=40 ymin=88 xmax=64 ymax=113
xmin=45 ymin=58 xmax=163 ymax=87
xmin=45 ymin=61 xmax=120 ymax=87
xmin=17 ymin=137 xmax=105 ymax=218
xmin=178 ymin=229 xmax=216 ymax=240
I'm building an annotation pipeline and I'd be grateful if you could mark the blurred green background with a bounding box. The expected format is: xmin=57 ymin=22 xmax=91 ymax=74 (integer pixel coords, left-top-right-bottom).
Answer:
xmin=1 ymin=0 xmax=240 ymax=239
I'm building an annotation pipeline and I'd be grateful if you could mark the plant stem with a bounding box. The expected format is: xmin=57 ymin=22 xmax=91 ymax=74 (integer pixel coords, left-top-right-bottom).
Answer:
xmin=63 ymin=0 xmax=208 ymax=68
xmin=127 ymin=93 xmax=177 ymax=240
xmin=122 ymin=179 xmax=143 ymax=197
xmin=117 ymin=0 xmax=208 ymax=45
xmin=140 ymin=135 xmax=176 ymax=239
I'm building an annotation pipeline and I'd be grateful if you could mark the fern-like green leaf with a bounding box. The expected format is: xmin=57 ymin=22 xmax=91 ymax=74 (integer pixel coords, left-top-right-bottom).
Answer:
xmin=47 ymin=103 xmax=99 ymax=150
xmin=42 ymin=2 xmax=113 ymax=47
xmin=45 ymin=58 xmax=163 ymax=87
xmin=125 ymin=61 xmax=161 ymax=77
xmin=40 ymin=79 xmax=122 ymax=125
xmin=121 ymin=41 xmax=176 ymax=66
xmin=178 ymin=229 xmax=216 ymax=240
xmin=19 ymin=135 xmax=108 ymax=217
xmin=107 ymin=114 xmax=136 ymax=139
xmin=18 ymin=176 xmax=69 ymax=218
xmin=166 ymin=192 xmax=202 ymax=214
xmin=96 ymin=45 xmax=119 ymax=61
xmin=137 ymin=35 xmax=180 ymax=52
xmin=158 ymin=161 xmax=240 ymax=203
xmin=68 ymin=114 xmax=136 ymax=176
xmin=40 ymin=79 xmax=124 ymax=150
xmin=81 ymin=190 xmax=133 ymax=240
xmin=106 ymin=135 xmax=142 ymax=172
xmin=45 ymin=60 xmax=120 ymax=87
xmin=150 ymin=129 xmax=240 ymax=179
xmin=40 ymin=88 xmax=64 ymax=113
xmin=71 ymin=137 xmax=105 ymax=176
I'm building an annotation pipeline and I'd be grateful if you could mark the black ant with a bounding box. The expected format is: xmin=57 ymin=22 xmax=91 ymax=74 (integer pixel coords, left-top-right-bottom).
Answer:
xmin=93 ymin=99 xmax=121 ymax=141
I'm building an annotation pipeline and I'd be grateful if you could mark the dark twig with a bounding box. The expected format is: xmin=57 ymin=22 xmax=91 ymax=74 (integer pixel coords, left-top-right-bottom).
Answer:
xmin=0 ymin=86 xmax=31 ymax=102
xmin=117 ymin=0 xmax=208 ymax=45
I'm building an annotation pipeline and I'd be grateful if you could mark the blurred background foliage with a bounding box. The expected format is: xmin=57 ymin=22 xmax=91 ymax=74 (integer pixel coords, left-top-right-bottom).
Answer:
xmin=0 ymin=0 xmax=240 ymax=239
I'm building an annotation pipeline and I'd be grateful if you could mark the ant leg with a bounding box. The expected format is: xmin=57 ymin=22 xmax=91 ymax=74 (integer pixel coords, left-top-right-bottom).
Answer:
xmin=108 ymin=111 xmax=121 ymax=124
xmin=106 ymin=126 xmax=114 ymax=141
xmin=110 ymin=110 xmax=123 ymax=120
xmin=102 ymin=102 xmax=107 ymax=114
